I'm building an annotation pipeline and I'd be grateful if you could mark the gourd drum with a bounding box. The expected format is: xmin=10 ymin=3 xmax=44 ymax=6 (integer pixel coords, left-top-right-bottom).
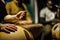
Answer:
xmin=52 ymin=23 xmax=60 ymax=39
xmin=0 ymin=25 xmax=34 ymax=40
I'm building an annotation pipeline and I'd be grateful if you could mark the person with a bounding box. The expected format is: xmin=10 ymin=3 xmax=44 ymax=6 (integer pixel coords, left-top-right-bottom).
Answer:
xmin=40 ymin=1 xmax=56 ymax=25
xmin=5 ymin=0 xmax=32 ymax=25
xmin=39 ymin=1 xmax=56 ymax=40
xmin=0 ymin=0 xmax=17 ymax=33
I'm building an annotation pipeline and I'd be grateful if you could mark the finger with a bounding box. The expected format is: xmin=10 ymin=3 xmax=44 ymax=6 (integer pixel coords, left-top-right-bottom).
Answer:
xmin=21 ymin=11 xmax=26 ymax=15
xmin=7 ymin=24 xmax=17 ymax=31
xmin=10 ymin=26 xmax=17 ymax=31
xmin=16 ymin=12 xmax=22 ymax=18
xmin=4 ymin=29 xmax=10 ymax=33
xmin=8 ymin=24 xmax=17 ymax=29
xmin=7 ymin=24 xmax=17 ymax=30
xmin=5 ymin=27 xmax=16 ymax=32
xmin=19 ymin=16 xmax=23 ymax=19
xmin=23 ymin=11 xmax=26 ymax=14
xmin=19 ymin=12 xmax=25 ymax=19
xmin=11 ymin=26 xmax=17 ymax=30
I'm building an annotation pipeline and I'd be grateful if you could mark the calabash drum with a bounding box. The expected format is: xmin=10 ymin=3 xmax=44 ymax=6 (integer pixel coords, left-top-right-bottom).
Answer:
xmin=21 ymin=24 xmax=43 ymax=38
xmin=0 ymin=25 xmax=34 ymax=40
xmin=52 ymin=23 xmax=60 ymax=39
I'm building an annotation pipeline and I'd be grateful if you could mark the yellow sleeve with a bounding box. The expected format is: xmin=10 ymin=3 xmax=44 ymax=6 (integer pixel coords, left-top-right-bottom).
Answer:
xmin=6 ymin=3 xmax=11 ymax=15
xmin=22 ymin=3 xmax=32 ymax=21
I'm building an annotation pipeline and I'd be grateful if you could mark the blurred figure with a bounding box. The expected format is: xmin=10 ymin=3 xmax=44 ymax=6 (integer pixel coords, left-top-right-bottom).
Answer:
xmin=40 ymin=0 xmax=56 ymax=25
xmin=5 ymin=0 xmax=32 ymax=25
xmin=39 ymin=0 xmax=56 ymax=40
xmin=0 ymin=0 xmax=17 ymax=33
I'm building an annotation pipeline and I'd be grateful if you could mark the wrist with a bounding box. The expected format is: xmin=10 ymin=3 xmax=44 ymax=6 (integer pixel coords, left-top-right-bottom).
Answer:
xmin=0 ymin=23 xmax=5 ymax=31
xmin=0 ymin=23 xmax=2 ymax=31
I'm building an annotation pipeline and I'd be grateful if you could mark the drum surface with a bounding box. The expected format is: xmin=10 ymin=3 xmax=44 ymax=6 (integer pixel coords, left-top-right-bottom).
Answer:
xmin=52 ymin=23 xmax=60 ymax=39
xmin=0 ymin=25 xmax=33 ymax=40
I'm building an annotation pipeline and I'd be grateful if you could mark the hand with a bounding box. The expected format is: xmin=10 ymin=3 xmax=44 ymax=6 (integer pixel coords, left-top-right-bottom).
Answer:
xmin=4 ymin=15 xmax=19 ymax=22
xmin=0 ymin=24 xmax=17 ymax=33
xmin=16 ymin=11 xmax=26 ymax=20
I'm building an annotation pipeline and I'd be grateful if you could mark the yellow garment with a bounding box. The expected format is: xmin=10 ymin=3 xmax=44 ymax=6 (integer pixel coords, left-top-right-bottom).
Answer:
xmin=5 ymin=1 xmax=32 ymax=23
xmin=6 ymin=1 xmax=22 ymax=15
